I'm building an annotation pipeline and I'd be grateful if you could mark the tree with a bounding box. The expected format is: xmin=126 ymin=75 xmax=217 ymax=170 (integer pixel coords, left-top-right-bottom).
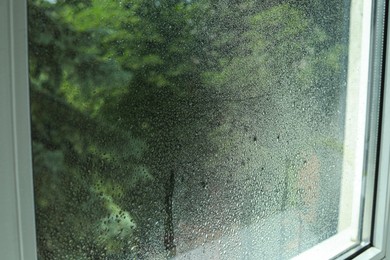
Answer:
xmin=29 ymin=0 xmax=349 ymax=258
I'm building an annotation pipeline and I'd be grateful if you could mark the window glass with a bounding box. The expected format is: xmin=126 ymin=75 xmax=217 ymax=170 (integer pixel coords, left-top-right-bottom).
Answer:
xmin=29 ymin=0 xmax=358 ymax=259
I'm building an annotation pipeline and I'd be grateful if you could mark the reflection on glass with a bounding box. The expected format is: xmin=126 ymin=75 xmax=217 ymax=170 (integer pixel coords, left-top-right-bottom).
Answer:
xmin=29 ymin=0 xmax=351 ymax=259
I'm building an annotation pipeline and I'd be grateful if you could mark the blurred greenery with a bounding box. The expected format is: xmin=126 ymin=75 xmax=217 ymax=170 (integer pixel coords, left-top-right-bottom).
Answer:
xmin=29 ymin=0 xmax=349 ymax=258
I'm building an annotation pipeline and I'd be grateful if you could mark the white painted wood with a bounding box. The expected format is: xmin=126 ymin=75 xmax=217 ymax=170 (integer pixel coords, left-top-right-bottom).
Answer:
xmin=0 ymin=0 xmax=37 ymax=259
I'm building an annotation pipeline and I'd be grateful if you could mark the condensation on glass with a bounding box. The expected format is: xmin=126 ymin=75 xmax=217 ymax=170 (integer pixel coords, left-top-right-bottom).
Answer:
xmin=29 ymin=0 xmax=354 ymax=259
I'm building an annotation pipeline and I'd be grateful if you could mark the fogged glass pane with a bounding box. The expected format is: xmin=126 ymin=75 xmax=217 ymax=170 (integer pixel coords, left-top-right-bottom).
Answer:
xmin=29 ymin=0 xmax=351 ymax=259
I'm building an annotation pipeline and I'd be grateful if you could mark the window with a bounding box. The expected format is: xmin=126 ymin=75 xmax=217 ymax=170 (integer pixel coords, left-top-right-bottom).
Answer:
xmin=1 ymin=0 xmax=390 ymax=259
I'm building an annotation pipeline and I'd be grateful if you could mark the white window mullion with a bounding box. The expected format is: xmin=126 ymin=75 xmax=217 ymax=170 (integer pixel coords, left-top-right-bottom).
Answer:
xmin=0 ymin=0 xmax=37 ymax=259
xmin=355 ymin=1 xmax=390 ymax=257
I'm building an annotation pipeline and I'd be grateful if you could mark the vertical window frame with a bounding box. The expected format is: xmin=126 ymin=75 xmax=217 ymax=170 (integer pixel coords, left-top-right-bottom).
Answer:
xmin=0 ymin=0 xmax=37 ymax=259
xmin=354 ymin=0 xmax=390 ymax=258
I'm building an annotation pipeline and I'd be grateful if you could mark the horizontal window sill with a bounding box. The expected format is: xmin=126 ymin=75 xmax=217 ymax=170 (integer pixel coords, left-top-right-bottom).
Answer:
xmin=293 ymin=229 xmax=360 ymax=260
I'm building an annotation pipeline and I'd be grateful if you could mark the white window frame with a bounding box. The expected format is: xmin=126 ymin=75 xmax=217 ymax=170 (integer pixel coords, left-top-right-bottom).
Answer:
xmin=0 ymin=0 xmax=389 ymax=259
xmin=0 ymin=0 xmax=37 ymax=259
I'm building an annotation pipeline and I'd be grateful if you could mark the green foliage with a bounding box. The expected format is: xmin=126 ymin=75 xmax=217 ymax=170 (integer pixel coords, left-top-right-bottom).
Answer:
xmin=29 ymin=0 xmax=349 ymax=258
